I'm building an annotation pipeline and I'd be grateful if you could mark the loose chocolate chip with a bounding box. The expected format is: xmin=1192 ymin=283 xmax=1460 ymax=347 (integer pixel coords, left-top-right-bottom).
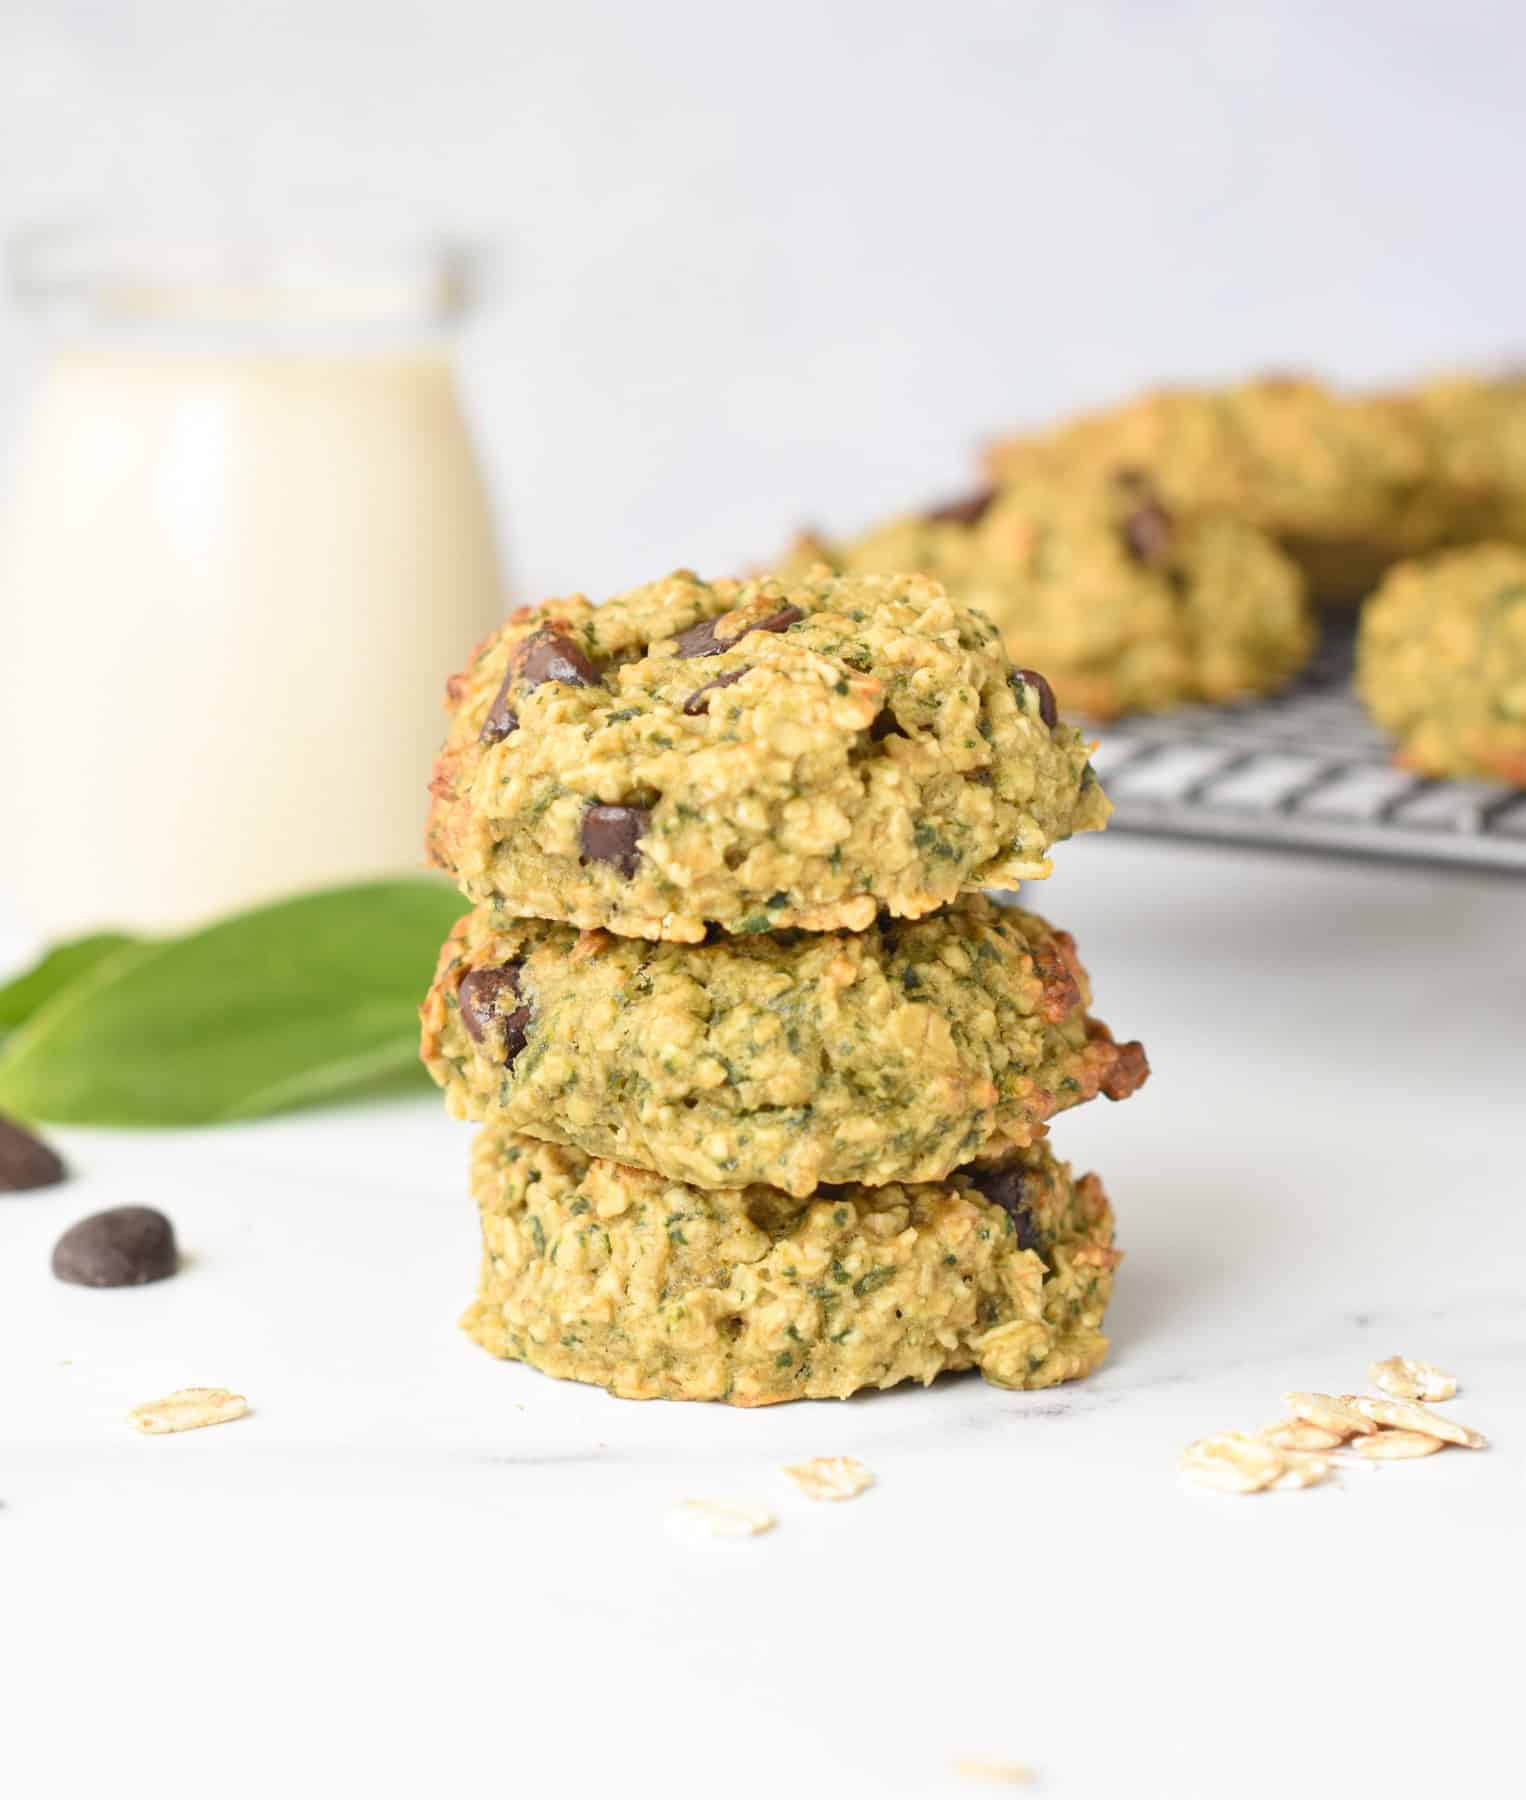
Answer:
xmin=0 ymin=1112 xmax=67 ymax=1191
xmin=926 ymin=487 xmax=996 ymax=527
xmin=458 ymin=964 xmax=532 ymax=1064
xmin=580 ymin=802 xmax=649 ymax=877
xmin=868 ymin=707 xmax=908 ymax=741
xmin=478 ymin=628 xmax=600 ymax=746
xmin=1122 ymin=501 xmax=1175 ymax=567
xmin=52 ymin=1206 xmax=177 ymax=1287
xmin=968 ymin=1167 xmax=1041 ymax=1254
xmin=1014 ymin=668 xmax=1058 ymax=730
xmin=682 ymin=666 xmax=750 ymax=715
xmin=673 ymin=605 xmax=803 ymax=659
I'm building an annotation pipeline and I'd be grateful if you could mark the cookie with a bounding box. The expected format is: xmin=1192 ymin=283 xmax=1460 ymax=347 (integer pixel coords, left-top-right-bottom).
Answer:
xmin=1409 ymin=374 xmax=1526 ymax=546
xmin=788 ymin=472 xmax=1313 ymax=720
xmin=462 ymin=1126 xmax=1120 ymax=1404
xmin=421 ymin=894 xmax=1148 ymax=1196
xmin=985 ymin=375 xmax=1444 ymax=601
xmin=1356 ymin=543 xmax=1526 ymax=785
xmin=426 ymin=567 xmax=1109 ymax=942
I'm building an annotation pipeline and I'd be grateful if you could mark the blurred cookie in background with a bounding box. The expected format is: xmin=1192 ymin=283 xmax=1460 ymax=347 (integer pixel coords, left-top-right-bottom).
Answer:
xmin=984 ymin=374 xmax=1452 ymax=602
xmin=1357 ymin=543 xmax=1526 ymax=786
xmin=787 ymin=470 xmax=1313 ymax=720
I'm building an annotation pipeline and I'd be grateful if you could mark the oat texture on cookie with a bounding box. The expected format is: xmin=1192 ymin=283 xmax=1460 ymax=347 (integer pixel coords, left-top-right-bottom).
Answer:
xmin=421 ymin=561 xmax=1148 ymax=1405
xmin=426 ymin=567 xmax=1108 ymax=942
xmin=1356 ymin=543 xmax=1526 ymax=786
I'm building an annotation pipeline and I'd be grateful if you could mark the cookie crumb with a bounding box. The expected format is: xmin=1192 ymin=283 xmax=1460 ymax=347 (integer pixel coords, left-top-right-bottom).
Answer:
xmin=128 ymin=1387 xmax=247 ymax=1435
xmin=780 ymin=1455 xmax=875 ymax=1501
xmin=672 ymin=1499 xmax=776 ymax=1538
xmin=1369 ymin=1356 xmax=1457 ymax=1403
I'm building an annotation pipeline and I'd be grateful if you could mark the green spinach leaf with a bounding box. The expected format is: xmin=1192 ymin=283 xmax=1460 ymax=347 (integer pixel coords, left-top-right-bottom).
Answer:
xmin=0 ymin=880 xmax=462 ymax=1126
xmin=0 ymin=933 xmax=140 ymax=1034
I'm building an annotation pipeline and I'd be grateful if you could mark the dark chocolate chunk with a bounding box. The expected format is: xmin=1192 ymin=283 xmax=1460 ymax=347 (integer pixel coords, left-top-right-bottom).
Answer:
xmin=868 ymin=707 xmax=908 ymax=741
xmin=580 ymin=803 xmax=649 ymax=877
xmin=967 ymin=1167 xmax=1041 ymax=1254
xmin=478 ymin=628 xmax=600 ymax=745
xmin=51 ymin=1206 xmax=177 ymax=1287
xmin=458 ymin=964 xmax=532 ymax=1064
xmin=1014 ymin=667 xmax=1058 ymax=730
xmin=479 ymin=676 xmax=519 ymax=744
xmin=926 ymin=487 xmax=996 ymax=528
xmin=682 ymin=667 xmax=749 ymax=715
xmin=0 ymin=1113 xmax=67 ymax=1192
xmin=513 ymin=626 xmax=600 ymax=690
xmin=1122 ymin=500 xmax=1175 ymax=567
xmin=673 ymin=605 xmax=803 ymax=659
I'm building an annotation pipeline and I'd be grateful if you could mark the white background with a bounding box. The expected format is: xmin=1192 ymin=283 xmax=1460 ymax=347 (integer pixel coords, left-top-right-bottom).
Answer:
xmin=3 ymin=9 xmax=1525 ymax=1798
xmin=1 ymin=0 xmax=1523 ymax=602
xmin=5 ymin=837 xmax=1524 ymax=1800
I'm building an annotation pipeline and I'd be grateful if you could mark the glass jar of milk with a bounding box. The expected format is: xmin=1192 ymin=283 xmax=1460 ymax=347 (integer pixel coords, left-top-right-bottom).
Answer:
xmin=0 ymin=231 xmax=505 ymax=937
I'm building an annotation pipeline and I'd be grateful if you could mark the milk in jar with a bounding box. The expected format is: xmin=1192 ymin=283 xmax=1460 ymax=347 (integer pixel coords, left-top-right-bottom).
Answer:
xmin=0 ymin=237 xmax=505 ymax=936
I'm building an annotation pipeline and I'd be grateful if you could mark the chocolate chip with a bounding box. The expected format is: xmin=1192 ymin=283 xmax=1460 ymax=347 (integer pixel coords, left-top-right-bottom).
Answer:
xmin=868 ymin=707 xmax=908 ymax=741
xmin=967 ymin=1167 xmax=1041 ymax=1254
xmin=1122 ymin=501 xmax=1175 ymax=567
xmin=0 ymin=1113 xmax=66 ymax=1191
xmin=683 ymin=667 xmax=749 ymax=715
xmin=479 ymin=681 xmax=519 ymax=745
xmin=513 ymin=626 xmax=600 ymax=690
xmin=926 ymin=487 xmax=996 ymax=527
xmin=580 ymin=803 xmax=649 ymax=877
xmin=479 ymin=627 xmax=601 ymax=745
xmin=51 ymin=1206 xmax=177 ymax=1287
xmin=458 ymin=964 xmax=532 ymax=1064
xmin=673 ymin=605 xmax=803 ymax=659
xmin=1014 ymin=668 xmax=1058 ymax=730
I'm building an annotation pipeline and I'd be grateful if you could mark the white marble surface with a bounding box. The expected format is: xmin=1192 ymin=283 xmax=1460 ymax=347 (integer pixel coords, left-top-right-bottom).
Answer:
xmin=4 ymin=835 xmax=1523 ymax=1799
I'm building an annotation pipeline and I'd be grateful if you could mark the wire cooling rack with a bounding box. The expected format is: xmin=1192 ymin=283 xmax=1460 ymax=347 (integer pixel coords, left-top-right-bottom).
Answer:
xmin=1086 ymin=616 xmax=1526 ymax=874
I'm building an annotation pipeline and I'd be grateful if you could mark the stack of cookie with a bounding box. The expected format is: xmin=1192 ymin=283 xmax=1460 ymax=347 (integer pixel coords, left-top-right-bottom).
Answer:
xmin=420 ymin=567 xmax=1149 ymax=1405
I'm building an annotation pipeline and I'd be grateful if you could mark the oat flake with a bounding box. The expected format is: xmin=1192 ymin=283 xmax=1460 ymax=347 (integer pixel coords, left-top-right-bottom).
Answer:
xmin=673 ymin=1499 xmax=776 ymax=1538
xmin=1354 ymin=1429 xmax=1447 ymax=1460
xmin=128 ymin=1387 xmax=247 ymax=1435
xmin=1352 ymin=1395 xmax=1487 ymax=1449
xmin=780 ymin=1455 xmax=876 ymax=1501
xmin=1369 ymin=1356 xmax=1457 ymax=1404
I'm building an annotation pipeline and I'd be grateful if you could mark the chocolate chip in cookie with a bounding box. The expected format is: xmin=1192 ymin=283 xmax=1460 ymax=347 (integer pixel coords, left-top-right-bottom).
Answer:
xmin=580 ymin=803 xmax=649 ymax=877
xmin=1014 ymin=668 xmax=1059 ymax=730
xmin=480 ymin=627 xmax=601 ymax=744
xmin=926 ymin=487 xmax=997 ymax=528
xmin=682 ymin=667 xmax=750 ymax=716
xmin=673 ymin=605 xmax=802 ymax=659
xmin=967 ymin=1167 xmax=1041 ymax=1253
xmin=458 ymin=964 xmax=532 ymax=1064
